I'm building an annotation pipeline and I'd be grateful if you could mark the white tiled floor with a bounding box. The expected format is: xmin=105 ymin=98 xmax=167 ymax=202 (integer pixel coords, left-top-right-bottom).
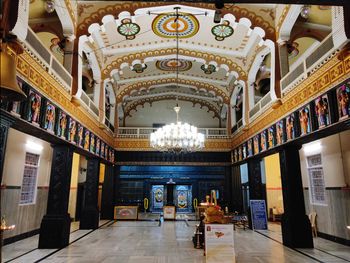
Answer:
xmin=2 ymin=220 xmax=350 ymax=263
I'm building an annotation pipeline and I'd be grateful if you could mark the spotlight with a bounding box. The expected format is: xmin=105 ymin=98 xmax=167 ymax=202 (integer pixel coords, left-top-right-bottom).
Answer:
xmin=45 ymin=0 xmax=55 ymax=14
xmin=214 ymin=10 xmax=222 ymax=24
xmin=300 ymin=5 xmax=311 ymax=19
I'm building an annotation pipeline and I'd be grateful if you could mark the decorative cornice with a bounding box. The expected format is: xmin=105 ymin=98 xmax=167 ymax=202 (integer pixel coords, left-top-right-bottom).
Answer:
xmin=16 ymin=50 xmax=114 ymax=145
xmin=275 ymin=5 xmax=291 ymax=40
xmin=118 ymin=78 xmax=230 ymax=103
xmin=232 ymin=52 xmax=350 ymax=148
xmin=115 ymin=138 xmax=232 ymax=151
xmin=103 ymin=48 xmax=246 ymax=80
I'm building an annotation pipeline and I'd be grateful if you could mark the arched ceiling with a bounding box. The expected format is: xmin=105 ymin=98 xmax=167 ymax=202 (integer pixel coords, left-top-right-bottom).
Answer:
xmin=77 ymin=1 xmax=276 ymax=127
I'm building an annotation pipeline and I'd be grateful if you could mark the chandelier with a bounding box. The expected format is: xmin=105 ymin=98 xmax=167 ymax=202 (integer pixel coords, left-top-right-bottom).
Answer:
xmin=150 ymin=7 xmax=205 ymax=152
xmin=150 ymin=104 xmax=205 ymax=152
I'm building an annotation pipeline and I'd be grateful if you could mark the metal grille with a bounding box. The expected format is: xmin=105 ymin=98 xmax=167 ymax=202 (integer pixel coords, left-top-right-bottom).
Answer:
xmin=305 ymin=36 xmax=334 ymax=69
xmin=281 ymin=63 xmax=304 ymax=91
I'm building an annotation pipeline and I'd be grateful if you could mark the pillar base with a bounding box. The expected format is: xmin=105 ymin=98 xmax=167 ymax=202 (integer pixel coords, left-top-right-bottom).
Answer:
xmin=80 ymin=207 xmax=99 ymax=229
xmin=281 ymin=214 xmax=314 ymax=248
xmin=38 ymin=214 xmax=71 ymax=249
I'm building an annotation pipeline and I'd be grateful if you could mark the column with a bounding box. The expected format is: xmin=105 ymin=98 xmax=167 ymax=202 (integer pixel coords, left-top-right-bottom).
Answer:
xmin=231 ymin=165 xmax=243 ymax=213
xmin=38 ymin=145 xmax=73 ymax=248
xmin=223 ymin=166 xmax=232 ymax=209
xmin=63 ymin=36 xmax=75 ymax=74
xmin=247 ymin=158 xmax=266 ymax=229
xmin=100 ymin=164 xmax=115 ymax=220
xmin=278 ymin=41 xmax=290 ymax=78
xmin=80 ymin=158 xmax=100 ymax=229
xmin=279 ymin=145 xmax=313 ymax=248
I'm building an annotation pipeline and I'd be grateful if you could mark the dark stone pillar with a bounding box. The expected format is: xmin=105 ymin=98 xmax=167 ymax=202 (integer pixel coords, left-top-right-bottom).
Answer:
xmin=80 ymin=158 xmax=100 ymax=229
xmin=100 ymin=165 xmax=115 ymax=220
xmin=231 ymin=165 xmax=243 ymax=213
xmin=0 ymin=111 xmax=15 ymax=182
xmin=279 ymin=145 xmax=313 ymax=248
xmin=223 ymin=166 xmax=232 ymax=209
xmin=38 ymin=145 xmax=73 ymax=248
xmin=247 ymin=158 xmax=266 ymax=229
xmin=166 ymin=184 xmax=174 ymax=205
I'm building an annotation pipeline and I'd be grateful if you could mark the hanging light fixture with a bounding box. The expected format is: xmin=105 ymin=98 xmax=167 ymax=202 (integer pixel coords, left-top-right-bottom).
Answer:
xmin=300 ymin=5 xmax=311 ymax=19
xmin=150 ymin=7 xmax=205 ymax=153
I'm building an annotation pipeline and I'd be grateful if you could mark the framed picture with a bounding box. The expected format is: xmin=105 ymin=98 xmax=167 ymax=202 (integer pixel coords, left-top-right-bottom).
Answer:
xmin=276 ymin=120 xmax=285 ymax=145
xmin=77 ymin=123 xmax=84 ymax=147
xmin=8 ymin=78 xmax=24 ymax=117
xmin=286 ymin=114 xmax=296 ymax=141
xmin=96 ymin=137 xmax=101 ymax=156
xmin=111 ymin=150 xmax=115 ymax=163
xmin=234 ymin=149 xmax=238 ymax=162
xmin=43 ymin=101 xmax=56 ymax=133
xmin=57 ymin=110 xmax=68 ymax=139
xmin=336 ymin=83 xmax=350 ymax=120
xmin=242 ymin=143 xmax=247 ymax=159
xmin=260 ymin=131 xmax=267 ymax=152
xmin=90 ymin=133 xmax=95 ymax=153
xmin=100 ymin=141 xmax=105 ymax=158
xmin=238 ymin=146 xmax=242 ymax=161
xmin=299 ymin=105 xmax=311 ymax=136
xmin=104 ymin=145 xmax=109 ymax=160
xmin=27 ymin=89 xmax=41 ymax=125
xmin=314 ymin=94 xmax=330 ymax=128
xmin=247 ymin=139 xmax=253 ymax=157
xmin=109 ymin=148 xmax=113 ymax=162
xmin=253 ymin=135 xmax=260 ymax=155
xmin=67 ymin=118 xmax=77 ymax=143
xmin=267 ymin=126 xmax=276 ymax=149
xmin=84 ymin=129 xmax=90 ymax=150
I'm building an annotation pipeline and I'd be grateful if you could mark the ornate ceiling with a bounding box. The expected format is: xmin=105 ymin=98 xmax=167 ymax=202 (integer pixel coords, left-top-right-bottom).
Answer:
xmin=77 ymin=1 xmax=276 ymax=126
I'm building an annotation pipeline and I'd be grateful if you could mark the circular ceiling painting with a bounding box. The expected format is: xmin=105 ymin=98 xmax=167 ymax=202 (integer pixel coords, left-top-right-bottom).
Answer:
xmin=152 ymin=13 xmax=199 ymax=38
xmin=211 ymin=21 xmax=234 ymax=41
xmin=156 ymin=59 xmax=192 ymax=71
xmin=118 ymin=18 xmax=140 ymax=40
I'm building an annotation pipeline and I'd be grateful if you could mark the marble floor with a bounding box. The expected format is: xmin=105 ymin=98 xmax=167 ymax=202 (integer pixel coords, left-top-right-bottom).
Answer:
xmin=2 ymin=220 xmax=350 ymax=263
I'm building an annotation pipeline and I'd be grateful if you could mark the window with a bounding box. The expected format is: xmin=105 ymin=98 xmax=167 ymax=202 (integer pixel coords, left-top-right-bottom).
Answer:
xmin=307 ymin=154 xmax=327 ymax=206
xmin=19 ymin=152 xmax=40 ymax=205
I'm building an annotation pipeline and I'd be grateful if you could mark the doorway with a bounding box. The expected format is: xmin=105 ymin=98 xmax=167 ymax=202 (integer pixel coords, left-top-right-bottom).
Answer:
xmin=151 ymin=185 xmax=165 ymax=212
xmin=174 ymin=185 xmax=192 ymax=213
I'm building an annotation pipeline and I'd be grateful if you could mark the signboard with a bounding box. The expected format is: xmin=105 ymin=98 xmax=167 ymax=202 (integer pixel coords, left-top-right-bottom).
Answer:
xmin=114 ymin=206 xmax=138 ymax=220
xmin=250 ymin=200 xmax=268 ymax=230
xmin=163 ymin=206 xmax=176 ymax=220
xmin=205 ymin=224 xmax=235 ymax=263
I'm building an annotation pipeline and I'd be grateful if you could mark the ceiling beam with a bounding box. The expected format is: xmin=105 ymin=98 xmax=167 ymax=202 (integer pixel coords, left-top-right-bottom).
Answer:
xmin=80 ymin=0 xmax=348 ymax=6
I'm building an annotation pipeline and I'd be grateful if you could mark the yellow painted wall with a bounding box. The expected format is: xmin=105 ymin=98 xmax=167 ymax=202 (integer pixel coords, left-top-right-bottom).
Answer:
xmin=264 ymin=153 xmax=284 ymax=217
xmin=68 ymin=153 xmax=80 ymax=220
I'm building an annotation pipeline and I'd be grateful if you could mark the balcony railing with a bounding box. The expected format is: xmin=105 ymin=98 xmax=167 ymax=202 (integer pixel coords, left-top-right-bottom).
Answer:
xmin=23 ymin=28 xmax=73 ymax=93
xmin=117 ymin=127 xmax=229 ymax=139
xmin=80 ymin=90 xmax=99 ymax=118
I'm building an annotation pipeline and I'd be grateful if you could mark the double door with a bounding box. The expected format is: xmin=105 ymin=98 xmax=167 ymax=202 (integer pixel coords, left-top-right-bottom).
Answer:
xmin=151 ymin=184 xmax=192 ymax=213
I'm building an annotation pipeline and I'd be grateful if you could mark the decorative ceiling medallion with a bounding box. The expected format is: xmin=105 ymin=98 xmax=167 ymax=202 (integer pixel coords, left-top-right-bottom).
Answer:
xmin=211 ymin=21 xmax=234 ymax=41
xmin=132 ymin=63 xmax=147 ymax=73
xmin=152 ymin=12 xmax=199 ymax=38
xmin=201 ymin=64 xmax=216 ymax=74
xmin=156 ymin=59 xmax=192 ymax=71
xmin=117 ymin=18 xmax=140 ymax=40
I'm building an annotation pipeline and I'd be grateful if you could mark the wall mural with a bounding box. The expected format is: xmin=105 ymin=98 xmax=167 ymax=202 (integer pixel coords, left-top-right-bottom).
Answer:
xmin=1 ymin=78 xmax=115 ymax=164
xmin=232 ymin=80 xmax=350 ymax=164
xmin=152 ymin=12 xmax=200 ymax=39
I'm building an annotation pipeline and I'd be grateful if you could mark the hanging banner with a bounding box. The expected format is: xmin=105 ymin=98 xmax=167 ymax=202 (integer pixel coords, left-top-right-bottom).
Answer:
xmin=250 ymin=200 xmax=268 ymax=230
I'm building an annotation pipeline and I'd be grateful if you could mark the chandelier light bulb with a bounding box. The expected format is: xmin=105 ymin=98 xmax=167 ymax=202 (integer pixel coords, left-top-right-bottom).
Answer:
xmin=300 ymin=6 xmax=311 ymax=19
xmin=45 ymin=0 xmax=56 ymax=13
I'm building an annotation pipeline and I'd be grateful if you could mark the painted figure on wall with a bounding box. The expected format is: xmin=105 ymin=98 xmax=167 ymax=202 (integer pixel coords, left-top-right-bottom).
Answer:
xmin=286 ymin=115 xmax=295 ymax=141
xmin=260 ymin=132 xmax=267 ymax=152
xmin=268 ymin=126 xmax=275 ymax=149
xmin=299 ymin=106 xmax=311 ymax=135
xmin=90 ymin=134 xmax=95 ymax=153
xmin=77 ymin=124 xmax=84 ymax=147
xmin=57 ymin=111 xmax=67 ymax=138
xmin=242 ymin=144 xmax=247 ymax=159
xmin=10 ymin=79 xmax=23 ymax=116
xmin=238 ymin=146 xmax=242 ymax=161
xmin=276 ymin=120 xmax=284 ymax=145
xmin=105 ymin=145 xmax=108 ymax=159
xmin=337 ymin=84 xmax=350 ymax=119
xmin=247 ymin=139 xmax=253 ymax=157
xmin=96 ymin=138 xmax=101 ymax=156
xmin=28 ymin=90 xmax=41 ymax=124
xmin=68 ymin=119 xmax=76 ymax=143
xmin=84 ymin=130 xmax=90 ymax=150
xmin=234 ymin=149 xmax=238 ymax=162
xmin=44 ymin=102 xmax=55 ymax=133
xmin=253 ymin=135 xmax=259 ymax=154
xmin=315 ymin=95 xmax=330 ymax=128
xmin=111 ymin=151 xmax=115 ymax=163
xmin=101 ymin=142 xmax=105 ymax=158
